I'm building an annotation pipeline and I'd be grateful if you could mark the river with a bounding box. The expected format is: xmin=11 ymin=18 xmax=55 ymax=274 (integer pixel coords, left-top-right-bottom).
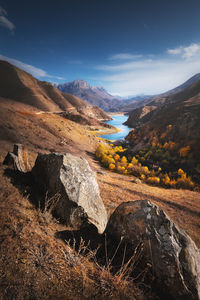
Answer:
xmin=99 ymin=114 xmax=132 ymax=140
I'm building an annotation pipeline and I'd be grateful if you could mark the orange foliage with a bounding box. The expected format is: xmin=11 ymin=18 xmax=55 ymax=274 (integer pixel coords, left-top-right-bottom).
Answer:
xmin=179 ymin=145 xmax=191 ymax=157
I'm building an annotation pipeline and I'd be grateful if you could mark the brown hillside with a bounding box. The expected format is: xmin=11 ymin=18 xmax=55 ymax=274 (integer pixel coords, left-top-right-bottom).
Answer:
xmin=126 ymin=74 xmax=200 ymax=155
xmin=0 ymin=95 xmax=200 ymax=299
xmin=0 ymin=60 xmax=61 ymax=111
xmin=0 ymin=60 xmax=111 ymax=123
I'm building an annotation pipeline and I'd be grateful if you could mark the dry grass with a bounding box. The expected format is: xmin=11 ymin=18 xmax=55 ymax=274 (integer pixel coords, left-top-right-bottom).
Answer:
xmin=96 ymin=169 xmax=200 ymax=247
xmin=0 ymin=97 xmax=199 ymax=299
xmin=0 ymin=164 xmax=145 ymax=300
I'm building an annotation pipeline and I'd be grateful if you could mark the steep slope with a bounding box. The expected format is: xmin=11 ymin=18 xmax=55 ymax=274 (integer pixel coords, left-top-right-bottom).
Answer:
xmin=125 ymin=73 xmax=200 ymax=129
xmin=126 ymin=75 xmax=200 ymax=162
xmin=56 ymin=79 xmax=122 ymax=111
xmin=0 ymin=60 xmax=68 ymax=112
xmin=0 ymin=60 xmax=111 ymax=124
xmin=124 ymin=73 xmax=200 ymax=113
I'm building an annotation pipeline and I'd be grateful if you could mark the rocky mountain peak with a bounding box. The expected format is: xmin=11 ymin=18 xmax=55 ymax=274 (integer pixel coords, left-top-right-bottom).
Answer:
xmin=71 ymin=79 xmax=90 ymax=89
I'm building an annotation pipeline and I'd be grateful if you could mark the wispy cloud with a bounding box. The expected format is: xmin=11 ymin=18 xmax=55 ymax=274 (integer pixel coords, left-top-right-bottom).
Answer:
xmin=167 ymin=43 xmax=200 ymax=59
xmin=108 ymin=53 xmax=142 ymax=60
xmin=0 ymin=54 xmax=64 ymax=80
xmin=95 ymin=43 xmax=200 ymax=97
xmin=0 ymin=6 xmax=15 ymax=33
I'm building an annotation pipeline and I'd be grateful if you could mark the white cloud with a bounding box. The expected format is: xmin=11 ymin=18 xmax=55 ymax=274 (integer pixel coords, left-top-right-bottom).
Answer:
xmin=108 ymin=53 xmax=142 ymax=60
xmin=0 ymin=6 xmax=15 ymax=33
xmin=95 ymin=44 xmax=200 ymax=97
xmin=0 ymin=54 xmax=64 ymax=80
xmin=167 ymin=48 xmax=182 ymax=55
xmin=167 ymin=43 xmax=200 ymax=59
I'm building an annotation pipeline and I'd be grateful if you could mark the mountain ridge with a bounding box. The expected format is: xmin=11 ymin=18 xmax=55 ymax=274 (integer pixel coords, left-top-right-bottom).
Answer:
xmin=125 ymin=73 xmax=200 ymax=163
xmin=56 ymin=79 xmax=126 ymax=111
xmin=124 ymin=73 xmax=200 ymax=113
xmin=0 ymin=60 xmax=111 ymax=125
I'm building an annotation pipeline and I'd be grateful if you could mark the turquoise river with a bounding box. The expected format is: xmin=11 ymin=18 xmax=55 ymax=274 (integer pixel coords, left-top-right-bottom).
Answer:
xmin=100 ymin=114 xmax=132 ymax=140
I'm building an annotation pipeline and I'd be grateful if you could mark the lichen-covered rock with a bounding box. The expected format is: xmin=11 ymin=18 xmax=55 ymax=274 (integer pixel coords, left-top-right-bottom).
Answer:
xmin=33 ymin=152 xmax=107 ymax=233
xmin=106 ymin=200 xmax=200 ymax=300
xmin=3 ymin=144 xmax=31 ymax=172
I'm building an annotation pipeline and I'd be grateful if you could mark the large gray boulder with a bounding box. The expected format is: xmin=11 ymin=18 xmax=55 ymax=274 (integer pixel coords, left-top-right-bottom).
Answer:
xmin=3 ymin=144 xmax=31 ymax=172
xmin=33 ymin=152 xmax=107 ymax=233
xmin=106 ymin=200 xmax=200 ymax=300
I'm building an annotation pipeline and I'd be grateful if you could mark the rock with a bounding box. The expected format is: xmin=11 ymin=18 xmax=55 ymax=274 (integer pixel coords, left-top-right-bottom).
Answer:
xmin=3 ymin=144 xmax=31 ymax=172
xmin=132 ymin=178 xmax=142 ymax=184
xmin=33 ymin=152 xmax=107 ymax=233
xmin=106 ymin=200 xmax=200 ymax=300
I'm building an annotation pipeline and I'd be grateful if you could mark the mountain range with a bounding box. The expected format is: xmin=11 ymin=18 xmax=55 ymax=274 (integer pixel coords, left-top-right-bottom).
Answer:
xmin=56 ymin=79 xmax=123 ymax=111
xmin=56 ymin=79 xmax=147 ymax=112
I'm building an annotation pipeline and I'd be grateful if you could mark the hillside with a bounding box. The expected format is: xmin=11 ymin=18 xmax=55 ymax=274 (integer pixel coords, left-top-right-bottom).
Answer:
xmin=0 ymin=103 xmax=200 ymax=299
xmin=124 ymin=73 xmax=200 ymax=113
xmin=0 ymin=60 xmax=111 ymax=125
xmin=124 ymin=74 xmax=200 ymax=191
xmin=125 ymin=73 xmax=200 ymax=148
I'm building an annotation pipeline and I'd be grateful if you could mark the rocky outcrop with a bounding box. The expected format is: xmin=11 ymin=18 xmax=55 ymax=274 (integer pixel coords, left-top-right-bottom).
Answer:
xmin=3 ymin=144 xmax=31 ymax=172
xmin=33 ymin=152 xmax=107 ymax=233
xmin=124 ymin=105 xmax=157 ymax=128
xmin=106 ymin=200 xmax=200 ymax=300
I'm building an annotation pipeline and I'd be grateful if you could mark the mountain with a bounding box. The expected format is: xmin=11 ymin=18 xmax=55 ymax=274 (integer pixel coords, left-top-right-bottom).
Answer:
xmin=123 ymin=74 xmax=200 ymax=113
xmin=56 ymin=79 xmax=124 ymax=111
xmin=125 ymin=73 xmax=200 ymax=158
xmin=0 ymin=60 xmax=111 ymax=125
xmin=118 ymin=95 xmax=153 ymax=112
xmin=56 ymin=79 xmax=156 ymax=112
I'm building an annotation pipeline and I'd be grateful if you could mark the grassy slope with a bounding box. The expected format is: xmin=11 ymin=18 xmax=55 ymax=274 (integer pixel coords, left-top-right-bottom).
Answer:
xmin=0 ymin=98 xmax=199 ymax=299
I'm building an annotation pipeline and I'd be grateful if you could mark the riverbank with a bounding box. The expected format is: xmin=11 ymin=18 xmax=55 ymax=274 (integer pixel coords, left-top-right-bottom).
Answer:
xmin=87 ymin=125 xmax=119 ymax=136
xmin=108 ymin=112 xmax=126 ymax=116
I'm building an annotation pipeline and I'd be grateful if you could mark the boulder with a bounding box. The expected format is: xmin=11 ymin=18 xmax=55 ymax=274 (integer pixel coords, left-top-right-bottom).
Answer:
xmin=3 ymin=144 xmax=31 ymax=172
xmin=106 ymin=200 xmax=200 ymax=300
xmin=33 ymin=152 xmax=107 ymax=233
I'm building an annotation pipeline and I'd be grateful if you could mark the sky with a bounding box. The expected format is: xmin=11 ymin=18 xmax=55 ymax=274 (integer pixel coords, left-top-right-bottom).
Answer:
xmin=1 ymin=0 xmax=200 ymax=97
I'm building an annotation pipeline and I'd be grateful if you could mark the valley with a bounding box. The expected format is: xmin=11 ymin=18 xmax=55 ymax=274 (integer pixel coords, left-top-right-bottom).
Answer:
xmin=0 ymin=60 xmax=200 ymax=300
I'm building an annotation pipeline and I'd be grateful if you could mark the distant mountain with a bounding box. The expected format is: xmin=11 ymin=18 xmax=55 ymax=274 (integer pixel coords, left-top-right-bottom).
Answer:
xmin=119 ymin=95 xmax=153 ymax=112
xmin=56 ymin=79 xmax=124 ymax=111
xmin=56 ymin=79 xmax=157 ymax=112
xmin=0 ymin=60 xmax=111 ymax=126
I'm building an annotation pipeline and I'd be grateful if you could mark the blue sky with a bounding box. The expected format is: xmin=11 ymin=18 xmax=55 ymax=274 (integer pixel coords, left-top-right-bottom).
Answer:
xmin=1 ymin=0 xmax=200 ymax=96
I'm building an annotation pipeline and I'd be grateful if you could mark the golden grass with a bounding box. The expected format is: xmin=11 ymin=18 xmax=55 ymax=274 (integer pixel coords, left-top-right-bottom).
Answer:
xmin=96 ymin=168 xmax=200 ymax=247
xmin=0 ymin=164 xmax=144 ymax=300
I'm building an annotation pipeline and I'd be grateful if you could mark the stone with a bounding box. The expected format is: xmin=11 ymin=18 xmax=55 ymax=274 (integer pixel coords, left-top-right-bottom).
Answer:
xmin=132 ymin=178 xmax=142 ymax=184
xmin=33 ymin=152 xmax=107 ymax=233
xmin=106 ymin=200 xmax=200 ymax=300
xmin=3 ymin=144 xmax=31 ymax=173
